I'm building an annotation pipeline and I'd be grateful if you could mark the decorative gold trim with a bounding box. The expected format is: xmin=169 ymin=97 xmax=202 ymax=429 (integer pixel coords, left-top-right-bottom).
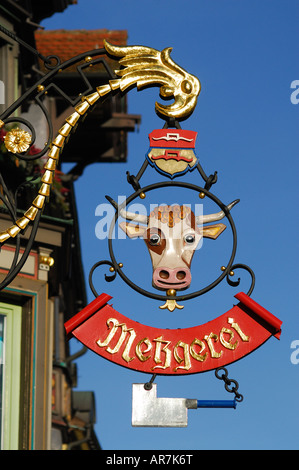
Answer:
xmin=15 ymin=216 xmax=31 ymax=230
xmin=4 ymin=128 xmax=32 ymax=154
xmin=96 ymin=84 xmax=111 ymax=96
xmin=58 ymin=123 xmax=72 ymax=137
xmin=24 ymin=206 xmax=38 ymax=221
xmin=159 ymin=299 xmax=184 ymax=312
xmin=75 ymin=101 xmax=90 ymax=115
xmin=0 ymin=232 xmax=10 ymax=244
xmin=0 ymin=41 xmax=200 ymax=243
xmin=41 ymin=170 xmax=53 ymax=184
xmin=32 ymin=195 xmax=46 ymax=209
xmin=6 ymin=225 xmax=21 ymax=238
xmin=38 ymin=183 xmax=51 ymax=197
xmin=52 ymin=134 xmax=65 ymax=148
xmin=65 ymin=111 xmax=81 ymax=127
xmin=84 ymin=91 xmax=100 ymax=106
xmin=39 ymin=254 xmax=54 ymax=267
xmin=43 ymin=158 xmax=56 ymax=171
xmin=47 ymin=146 xmax=60 ymax=159
xmin=103 ymin=40 xmax=200 ymax=120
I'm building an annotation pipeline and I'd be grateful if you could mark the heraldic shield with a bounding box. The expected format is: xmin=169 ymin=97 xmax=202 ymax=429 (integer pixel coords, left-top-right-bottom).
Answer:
xmin=146 ymin=129 xmax=198 ymax=178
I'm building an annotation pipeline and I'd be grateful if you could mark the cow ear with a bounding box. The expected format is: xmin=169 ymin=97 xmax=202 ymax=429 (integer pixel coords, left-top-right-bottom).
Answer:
xmin=119 ymin=221 xmax=147 ymax=238
xmin=201 ymin=223 xmax=226 ymax=239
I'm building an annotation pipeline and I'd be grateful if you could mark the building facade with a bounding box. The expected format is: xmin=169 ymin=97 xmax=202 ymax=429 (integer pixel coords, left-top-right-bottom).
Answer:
xmin=0 ymin=0 xmax=139 ymax=449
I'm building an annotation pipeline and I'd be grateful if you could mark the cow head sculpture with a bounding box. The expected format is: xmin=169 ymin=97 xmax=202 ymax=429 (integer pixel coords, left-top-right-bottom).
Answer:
xmin=118 ymin=200 xmax=238 ymax=292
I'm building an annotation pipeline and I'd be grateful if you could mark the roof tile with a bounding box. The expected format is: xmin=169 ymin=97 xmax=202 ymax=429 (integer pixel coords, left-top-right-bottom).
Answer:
xmin=35 ymin=29 xmax=127 ymax=72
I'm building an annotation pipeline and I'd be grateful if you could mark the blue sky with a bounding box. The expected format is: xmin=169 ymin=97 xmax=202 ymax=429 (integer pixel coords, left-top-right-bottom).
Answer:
xmin=42 ymin=0 xmax=298 ymax=450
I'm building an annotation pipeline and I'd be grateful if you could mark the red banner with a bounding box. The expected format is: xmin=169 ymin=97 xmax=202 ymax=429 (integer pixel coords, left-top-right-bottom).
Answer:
xmin=65 ymin=292 xmax=282 ymax=375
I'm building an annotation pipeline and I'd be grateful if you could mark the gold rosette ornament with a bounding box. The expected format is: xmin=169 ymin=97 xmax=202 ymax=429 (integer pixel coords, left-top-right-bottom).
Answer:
xmin=4 ymin=128 xmax=32 ymax=154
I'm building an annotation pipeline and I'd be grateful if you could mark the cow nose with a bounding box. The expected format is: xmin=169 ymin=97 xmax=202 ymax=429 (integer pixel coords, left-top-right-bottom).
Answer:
xmin=160 ymin=270 xmax=170 ymax=279
xmin=158 ymin=269 xmax=186 ymax=281
xmin=153 ymin=267 xmax=191 ymax=290
xmin=176 ymin=271 xmax=186 ymax=280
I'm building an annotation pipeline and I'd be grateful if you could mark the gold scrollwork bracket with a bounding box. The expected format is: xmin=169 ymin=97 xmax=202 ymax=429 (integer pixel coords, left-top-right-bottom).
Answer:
xmin=0 ymin=41 xmax=201 ymax=244
xmin=103 ymin=40 xmax=201 ymax=121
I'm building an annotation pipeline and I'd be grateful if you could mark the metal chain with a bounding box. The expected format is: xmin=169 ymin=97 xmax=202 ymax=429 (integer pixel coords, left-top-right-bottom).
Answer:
xmin=215 ymin=367 xmax=244 ymax=402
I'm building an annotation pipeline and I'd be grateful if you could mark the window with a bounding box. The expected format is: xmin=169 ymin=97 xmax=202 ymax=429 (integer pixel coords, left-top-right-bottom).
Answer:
xmin=0 ymin=302 xmax=22 ymax=449
xmin=0 ymin=285 xmax=50 ymax=450
xmin=0 ymin=18 xmax=19 ymax=114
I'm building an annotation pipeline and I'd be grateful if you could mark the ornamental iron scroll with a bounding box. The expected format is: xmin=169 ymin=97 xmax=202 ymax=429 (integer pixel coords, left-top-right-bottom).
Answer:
xmin=0 ymin=34 xmax=201 ymax=289
xmin=0 ymin=27 xmax=258 ymax=302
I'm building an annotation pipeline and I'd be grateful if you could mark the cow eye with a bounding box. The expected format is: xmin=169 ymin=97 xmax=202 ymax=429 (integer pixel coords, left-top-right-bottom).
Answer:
xmin=149 ymin=233 xmax=161 ymax=245
xmin=184 ymin=234 xmax=195 ymax=244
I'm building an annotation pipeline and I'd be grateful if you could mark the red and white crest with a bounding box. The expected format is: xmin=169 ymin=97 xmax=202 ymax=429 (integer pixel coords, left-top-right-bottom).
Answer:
xmin=147 ymin=129 xmax=198 ymax=178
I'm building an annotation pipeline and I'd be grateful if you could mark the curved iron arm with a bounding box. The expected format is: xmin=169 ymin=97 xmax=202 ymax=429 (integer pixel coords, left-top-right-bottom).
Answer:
xmin=0 ymin=32 xmax=204 ymax=292
xmin=0 ymin=45 xmax=117 ymax=290
xmin=89 ymin=260 xmax=117 ymax=298
xmin=0 ymin=30 xmax=253 ymax=303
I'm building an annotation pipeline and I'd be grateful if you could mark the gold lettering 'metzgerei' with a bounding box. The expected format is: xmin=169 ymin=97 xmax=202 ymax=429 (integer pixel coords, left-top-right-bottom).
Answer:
xmin=96 ymin=317 xmax=250 ymax=371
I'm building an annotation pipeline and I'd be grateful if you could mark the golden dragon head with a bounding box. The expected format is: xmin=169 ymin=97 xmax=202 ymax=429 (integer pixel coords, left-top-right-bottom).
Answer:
xmin=104 ymin=40 xmax=201 ymax=121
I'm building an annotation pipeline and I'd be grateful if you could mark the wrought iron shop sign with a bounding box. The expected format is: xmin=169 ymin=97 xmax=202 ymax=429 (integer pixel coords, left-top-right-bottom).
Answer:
xmin=0 ymin=34 xmax=282 ymax=426
xmin=63 ymin=42 xmax=282 ymax=383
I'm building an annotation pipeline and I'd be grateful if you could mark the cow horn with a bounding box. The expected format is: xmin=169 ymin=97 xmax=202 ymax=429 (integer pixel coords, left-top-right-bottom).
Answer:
xmin=119 ymin=209 xmax=149 ymax=224
xmin=196 ymin=199 xmax=240 ymax=224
